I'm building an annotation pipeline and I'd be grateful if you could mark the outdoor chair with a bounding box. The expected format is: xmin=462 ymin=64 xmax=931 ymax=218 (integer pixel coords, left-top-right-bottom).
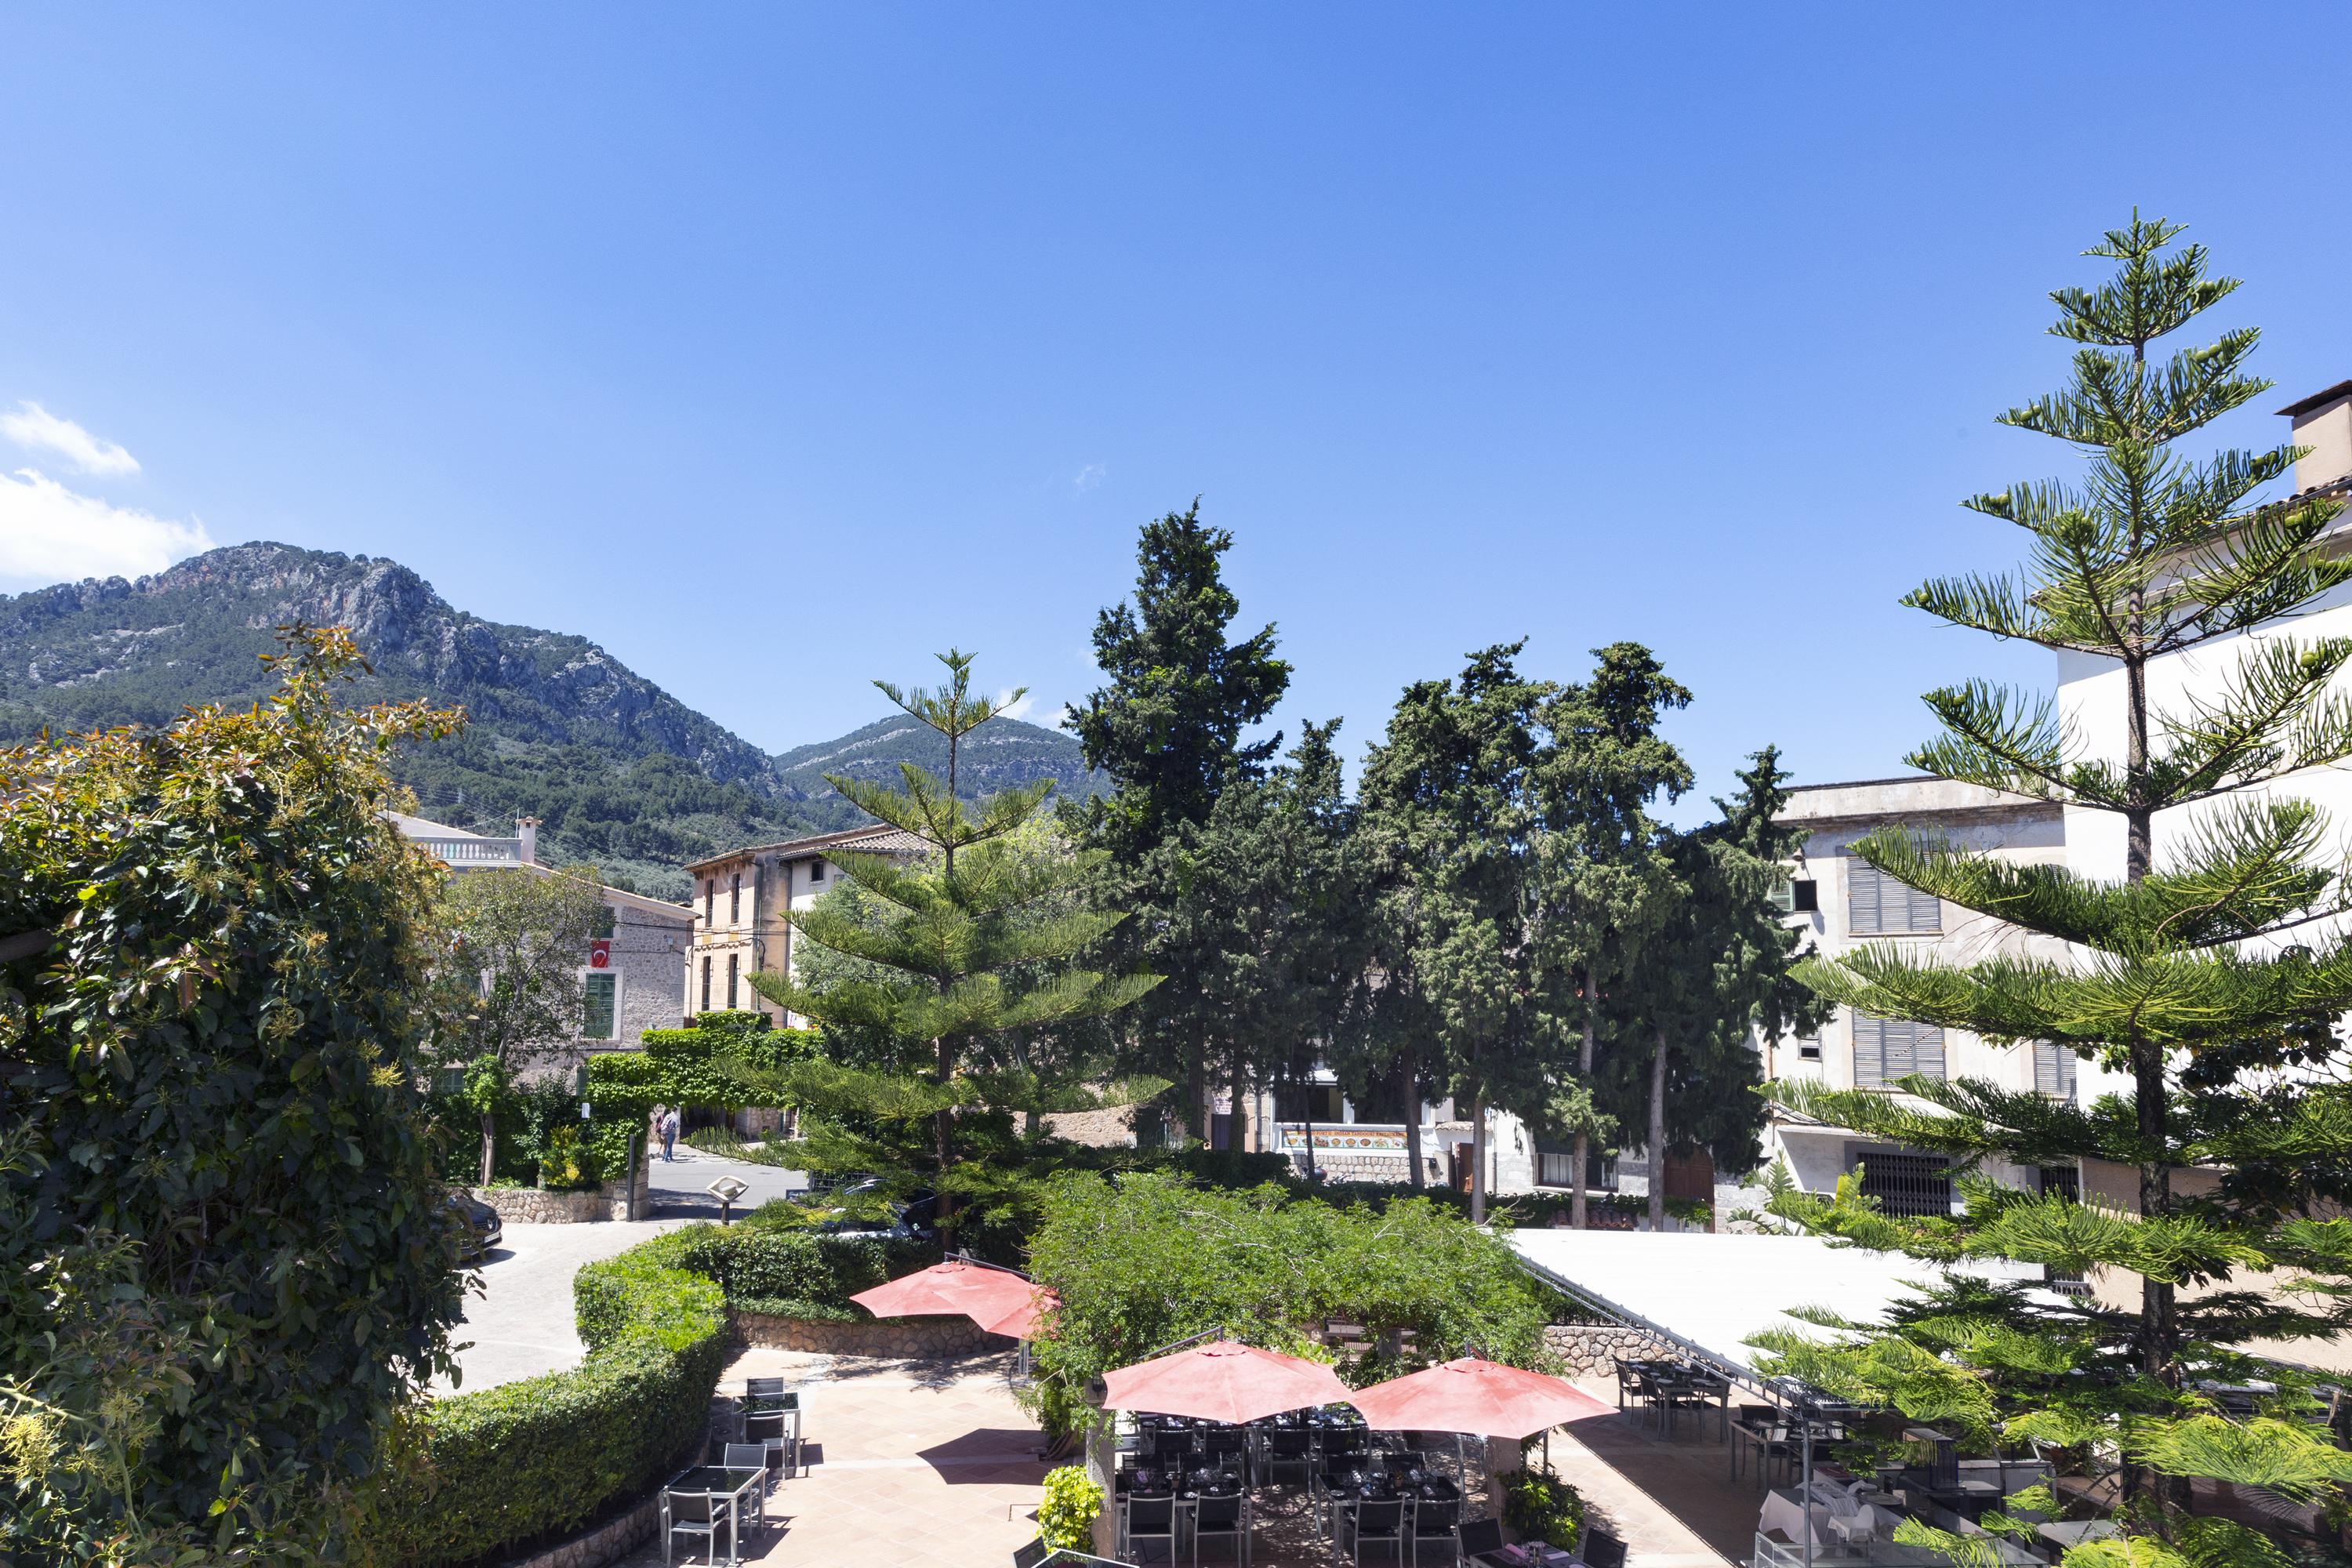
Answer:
xmin=1258 ymin=1425 xmax=1312 ymax=1488
xmin=1202 ymin=1427 xmax=1247 ymax=1468
xmin=1409 ymin=1493 xmax=1459 ymax=1565
xmin=742 ymin=1376 xmax=800 ymax=1479
xmin=1610 ymin=1359 xmax=1646 ymax=1412
xmin=721 ymin=1444 xmax=769 ymax=1526
xmin=1338 ymin=1497 xmax=1407 ymax=1566
xmin=1013 ymin=1540 xmax=1050 ymax=1568
xmin=1124 ymin=1494 xmax=1179 ymax=1565
xmin=1457 ymin=1517 xmax=1512 ymax=1567
xmin=1314 ymin=1468 xmax=1356 ymax=1538
xmin=1578 ymin=1526 xmax=1628 ymax=1568
xmin=1190 ymin=1490 xmax=1247 ymax=1565
xmin=659 ymin=1488 xmax=722 ymax=1566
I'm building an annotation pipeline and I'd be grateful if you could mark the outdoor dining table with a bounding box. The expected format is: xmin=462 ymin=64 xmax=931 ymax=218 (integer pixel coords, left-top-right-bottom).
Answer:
xmin=662 ymin=1465 xmax=764 ymax=1566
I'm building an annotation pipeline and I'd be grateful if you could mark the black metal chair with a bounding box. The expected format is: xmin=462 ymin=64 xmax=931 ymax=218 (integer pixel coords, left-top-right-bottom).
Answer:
xmin=1258 ymin=1425 xmax=1312 ymax=1489
xmin=1190 ymin=1490 xmax=1247 ymax=1565
xmin=1457 ymin=1516 xmax=1511 ymax=1567
xmin=1124 ymin=1494 xmax=1178 ymax=1565
xmin=1410 ymin=1493 xmax=1460 ymax=1565
xmin=742 ymin=1376 xmax=800 ymax=1479
xmin=1338 ymin=1497 xmax=1407 ymax=1566
xmin=720 ymin=1443 xmax=769 ymax=1527
xmin=1580 ymin=1526 xmax=1628 ymax=1568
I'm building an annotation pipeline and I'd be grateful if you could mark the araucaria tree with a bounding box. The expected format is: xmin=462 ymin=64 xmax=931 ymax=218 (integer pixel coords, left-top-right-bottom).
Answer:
xmin=750 ymin=651 xmax=1159 ymax=1240
xmin=1768 ymin=217 xmax=2352 ymax=1560
xmin=440 ymin=866 xmax=608 ymax=1183
xmin=0 ymin=626 xmax=468 ymax=1560
xmin=1069 ymin=503 xmax=1291 ymax=1138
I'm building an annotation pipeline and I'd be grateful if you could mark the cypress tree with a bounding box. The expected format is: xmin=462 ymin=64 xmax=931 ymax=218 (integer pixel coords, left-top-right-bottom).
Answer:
xmin=1766 ymin=216 xmax=2352 ymax=1559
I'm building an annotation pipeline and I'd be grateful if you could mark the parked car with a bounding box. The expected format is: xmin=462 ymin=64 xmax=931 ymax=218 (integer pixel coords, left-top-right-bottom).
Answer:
xmin=815 ymin=1186 xmax=937 ymax=1244
xmin=448 ymin=1192 xmax=503 ymax=1261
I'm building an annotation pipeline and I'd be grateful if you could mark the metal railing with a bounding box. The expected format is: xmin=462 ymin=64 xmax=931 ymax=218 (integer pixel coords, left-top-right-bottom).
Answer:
xmin=412 ymin=836 xmax=527 ymax=866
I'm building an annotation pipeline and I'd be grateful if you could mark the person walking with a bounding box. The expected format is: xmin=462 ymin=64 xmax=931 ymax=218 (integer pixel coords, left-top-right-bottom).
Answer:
xmin=648 ymin=1105 xmax=665 ymax=1163
xmin=660 ymin=1105 xmax=680 ymax=1163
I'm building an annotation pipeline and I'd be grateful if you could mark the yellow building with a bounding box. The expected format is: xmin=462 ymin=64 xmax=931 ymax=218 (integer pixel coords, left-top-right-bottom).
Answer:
xmin=679 ymin=825 xmax=926 ymax=1025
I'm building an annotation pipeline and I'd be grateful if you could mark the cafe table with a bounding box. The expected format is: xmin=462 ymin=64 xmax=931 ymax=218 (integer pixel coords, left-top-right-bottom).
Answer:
xmin=663 ymin=1465 xmax=764 ymax=1566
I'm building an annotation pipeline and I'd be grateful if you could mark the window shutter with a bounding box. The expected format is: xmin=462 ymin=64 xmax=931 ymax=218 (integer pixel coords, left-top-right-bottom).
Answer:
xmin=1904 ymin=879 xmax=1942 ymax=934
xmin=2034 ymin=1041 xmax=2075 ymax=1098
xmin=1849 ymin=862 xmax=1884 ymax=935
xmin=1911 ymin=1023 xmax=1945 ymax=1080
xmin=1854 ymin=1012 xmax=1885 ymax=1087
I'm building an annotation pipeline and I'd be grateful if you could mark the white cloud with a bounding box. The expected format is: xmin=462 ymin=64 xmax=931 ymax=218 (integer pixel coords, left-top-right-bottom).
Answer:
xmin=1072 ymin=463 xmax=1105 ymax=493
xmin=0 ymin=468 xmax=212 ymax=587
xmin=996 ymin=688 xmax=1038 ymax=723
xmin=0 ymin=402 xmax=140 ymax=476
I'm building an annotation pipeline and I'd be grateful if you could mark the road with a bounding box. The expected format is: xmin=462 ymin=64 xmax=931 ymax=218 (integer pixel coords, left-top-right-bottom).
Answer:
xmin=441 ymin=1147 xmax=811 ymax=1393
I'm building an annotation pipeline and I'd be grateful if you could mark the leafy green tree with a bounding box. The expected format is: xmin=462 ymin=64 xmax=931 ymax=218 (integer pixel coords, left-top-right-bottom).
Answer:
xmin=0 ymin=626 xmax=468 ymax=1560
xmin=1526 ymin=643 xmax=1693 ymax=1227
xmin=1167 ymin=720 xmax=1363 ymax=1159
xmin=1069 ymin=503 xmax=1292 ymax=1134
xmin=749 ymin=652 xmax=1159 ymax=1240
xmin=1768 ymin=216 xmax=2352 ymax=1558
xmin=438 ymin=866 xmax=608 ymax=1184
xmin=1355 ymin=643 xmax=1563 ymax=1221
xmin=1602 ymin=747 xmax=1818 ymax=1229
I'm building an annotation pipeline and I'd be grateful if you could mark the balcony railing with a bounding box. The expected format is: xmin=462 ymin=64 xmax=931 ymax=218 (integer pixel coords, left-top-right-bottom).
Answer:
xmin=412 ymin=836 xmax=527 ymax=867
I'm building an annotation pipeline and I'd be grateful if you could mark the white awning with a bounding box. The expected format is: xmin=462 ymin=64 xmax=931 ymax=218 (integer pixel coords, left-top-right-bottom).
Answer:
xmin=1509 ymin=1228 xmax=2044 ymax=1383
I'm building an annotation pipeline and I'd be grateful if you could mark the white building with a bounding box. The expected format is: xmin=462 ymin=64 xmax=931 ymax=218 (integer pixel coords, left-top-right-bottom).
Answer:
xmin=392 ymin=811 xmax=695 ymax=1055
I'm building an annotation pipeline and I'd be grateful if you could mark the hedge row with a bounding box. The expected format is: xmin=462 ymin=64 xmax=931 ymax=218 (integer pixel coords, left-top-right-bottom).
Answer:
xmin=359 ymin=1239 xmax=728 ymax=1566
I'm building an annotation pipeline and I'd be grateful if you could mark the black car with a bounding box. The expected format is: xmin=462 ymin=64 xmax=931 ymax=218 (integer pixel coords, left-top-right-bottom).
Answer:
xmin=448 ymin=1192 xmax=503 ymax=1261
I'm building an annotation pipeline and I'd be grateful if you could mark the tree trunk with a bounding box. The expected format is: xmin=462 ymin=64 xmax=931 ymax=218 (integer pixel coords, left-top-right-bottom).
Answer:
xmin=1400 ymin=1051 xmax=1425 ymax=1192
xmin=1185 ymin=1051 xmax=1207 ymax=1148
xmin=1648 ymin=1025 xmax=1668 ymax=1231
xmin=1470 ymin=1091 xmax=1488 ymax=1225
xmin=933 ymin=1033 xmax=956 ymax=1240
xmin=1572 ymin=971 xmax=1594 ymax=1229
xmin=478 ymin=1109 xmax=496 ymax=1187
xmin=1229 ymin=1056 xmax=1248 ymax=1153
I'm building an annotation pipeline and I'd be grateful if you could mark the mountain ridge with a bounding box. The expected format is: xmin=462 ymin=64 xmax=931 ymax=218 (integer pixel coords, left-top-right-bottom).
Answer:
xmin=0 ymin=542 xmax=1103 ymax=896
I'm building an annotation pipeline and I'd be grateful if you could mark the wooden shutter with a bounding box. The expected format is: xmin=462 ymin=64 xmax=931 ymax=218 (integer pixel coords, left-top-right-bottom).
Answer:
xmin=2034 ymin=1041 xmax=2076 ymax=1098
xmin=1848 ymin=858 xmax=1941 ymax=935
xmin=1855 ymin=1013 xmax=1945 ymax=1085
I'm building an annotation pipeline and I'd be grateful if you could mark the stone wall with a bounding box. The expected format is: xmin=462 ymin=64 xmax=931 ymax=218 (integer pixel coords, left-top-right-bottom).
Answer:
xmin=497 ymin=1494 xmax=657 ymax=1568
xmin=1042 ymin=1105 xmax=1133 ymax=1147
xmin=471 ymin=1180 xmax=637 ymax=1224
xmin=734 ymin=1308 xmax=1002 ymax=1358
xmin=1544 ymin=1320 xmax=1684 ymax=1381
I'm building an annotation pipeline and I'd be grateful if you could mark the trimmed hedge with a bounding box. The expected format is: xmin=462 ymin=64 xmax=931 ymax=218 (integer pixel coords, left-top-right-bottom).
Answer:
xmin=359 ymin=1237 xmax=727 ymax=1566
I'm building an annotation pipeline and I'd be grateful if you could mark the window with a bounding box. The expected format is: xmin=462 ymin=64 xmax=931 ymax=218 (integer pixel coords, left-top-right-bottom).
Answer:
xmin=810 ymin=858 xmax=826 ymax=884
xmin=1273 ymin=1083 xmax=1345 ymax=1123
xmin=1769 ymin=878 xmax=1821 ymax=914
xmin=583 ymin=972 xmax=619 ymax=1040
xmin=1856 ymin=1149 xmax=1953 ymax=1217
xmin=1847 ymin=859 xmax=1940 ymax=935
xmin=2033 ymin=1040 xmax=2078 ymax=1098
xmin=702 ymin=880 xmax=713 ymax=927
xmin=591 ymin=903 xmax=615 ymax=939
xmin=729 ymin=873 xmax=741 ymax=925
xmin=1797 ymin=1032 xmax=1823 ymax=1062
xmin=699 ymin=956 xmax=712 ymax=1013
xmin=1853 ymin=1011 xmax=1945 ymax=1087
xmin=727 ymin=953 xmax=739 ymax=1009
xmin=1536 ymin=1148 xmax=1617 ymax=1190
xmin=2038 ymin=1164 xmax=2087 ymax=1291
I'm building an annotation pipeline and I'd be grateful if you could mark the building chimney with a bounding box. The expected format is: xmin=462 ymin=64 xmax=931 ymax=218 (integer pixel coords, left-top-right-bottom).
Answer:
xmin=2277 ymin=381 xmax=2352 ymax=495
xmin=516 ymin=817 xmax=539 ymax=866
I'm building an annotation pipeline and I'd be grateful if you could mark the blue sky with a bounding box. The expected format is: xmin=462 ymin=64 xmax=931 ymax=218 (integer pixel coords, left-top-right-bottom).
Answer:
xmin=4 ymin=6 xmax=2350 ymax=818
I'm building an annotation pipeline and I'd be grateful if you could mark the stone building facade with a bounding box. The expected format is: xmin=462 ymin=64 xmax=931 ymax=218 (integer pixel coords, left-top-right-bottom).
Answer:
xmin=680 ymin=824 xmax=927 ymax=1025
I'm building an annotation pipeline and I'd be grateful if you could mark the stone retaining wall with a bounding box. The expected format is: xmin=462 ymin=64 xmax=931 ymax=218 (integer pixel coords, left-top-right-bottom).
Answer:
xmin=1544 ymin=1320 xmax=1684 ymax=1381
xmin=734 ymin=1308 xmax=1000 ymax=1358
xmin=470 ymin=1181 xmax=635 ymax=1224
xmin=496 ymin=1494 xmax=657 ymax=1568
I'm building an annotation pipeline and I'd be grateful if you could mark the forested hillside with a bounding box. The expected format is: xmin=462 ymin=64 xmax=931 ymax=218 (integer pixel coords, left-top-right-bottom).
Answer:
xmin=0 ymin=543 xmax=1102 ymax=896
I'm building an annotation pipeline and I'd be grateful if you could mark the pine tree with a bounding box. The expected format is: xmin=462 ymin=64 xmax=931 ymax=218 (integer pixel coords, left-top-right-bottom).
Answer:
xmin=747 ymin=651 xmax=1159 ymax=1240
xmin=1766 ymin=216 xmax=2352 ymax=1558
xmin=1070 ymin=503 xmax=1291 ymax=1138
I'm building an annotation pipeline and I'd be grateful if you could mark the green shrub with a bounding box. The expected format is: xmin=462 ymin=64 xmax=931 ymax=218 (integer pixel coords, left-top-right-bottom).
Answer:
xmin=1501 ymin=1469 xmax=1584 ymax=1547
xmin=359 ymin=1230 xmax=727 ymax=1566
xmin=1038 ymin=1465 xmax=1102 ymax=1551
xmin=665 ymin=1223 xmax=923 ymax=1316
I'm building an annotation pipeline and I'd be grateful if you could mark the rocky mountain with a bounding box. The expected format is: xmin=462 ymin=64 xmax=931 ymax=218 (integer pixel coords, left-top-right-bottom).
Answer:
xmin=773 ymin=713 xmax=1105 ymax=813
xmin=0 ymin=543 xmax=1104 ymax=897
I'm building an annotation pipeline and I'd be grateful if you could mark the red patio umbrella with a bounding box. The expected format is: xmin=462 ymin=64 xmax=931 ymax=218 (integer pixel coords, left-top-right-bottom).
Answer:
xmin=1101 ymin=1339 xmax=1352 ymax=1425
xmin=1348 ymin=1356 xmax=1610 ymax=1439
xmin=975 ymin=1285 xmax=1059 ymax=1341
xmin=849 ymin=1260 xmax=1041 ymax=1334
